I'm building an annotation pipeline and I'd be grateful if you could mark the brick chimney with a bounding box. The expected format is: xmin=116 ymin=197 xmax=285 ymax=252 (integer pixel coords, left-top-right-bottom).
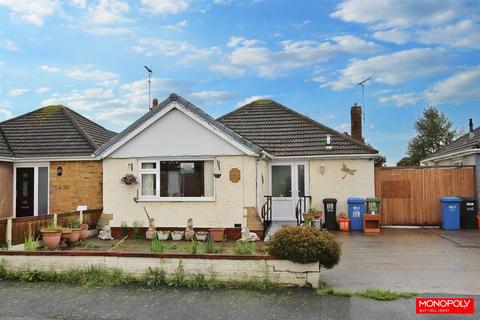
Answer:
xmin=469 ymin=118 xmax=474 ymax=139
xmin=350 ymin=103 xmax=363 ymax=142
xmin=151 ymin=98 xmax=158 ymax=110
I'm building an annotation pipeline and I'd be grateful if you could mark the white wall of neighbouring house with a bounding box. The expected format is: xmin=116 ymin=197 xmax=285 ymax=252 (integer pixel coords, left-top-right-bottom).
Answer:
xmin=432 ymin=154 xmax=476 ymax=166
xmin=110 ymin=108 xmax=244 ymax=158
xmin=103 ymin=155 xmax=258 ymax=228
xmin=309 ymin=159 xmax=375 ymax=215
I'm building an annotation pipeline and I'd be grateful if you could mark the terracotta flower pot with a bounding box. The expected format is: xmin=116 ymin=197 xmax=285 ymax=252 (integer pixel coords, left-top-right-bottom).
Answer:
xmin=69 ymin=229 xmax=82 ymax=242
xmin=79 ymin=224 xmax=89 ymax=239
xmin=42 ymin=231 xmax=62 ymax=250
xmin=477 ymin=215 xmax=480 ymax=230
xmin=209 ymin=228 xmax=225 ymax=242
xmin=338 ymin=218 xmax=350 ymax=232
xmin=314 ymin=211 xmax=322 ymax=219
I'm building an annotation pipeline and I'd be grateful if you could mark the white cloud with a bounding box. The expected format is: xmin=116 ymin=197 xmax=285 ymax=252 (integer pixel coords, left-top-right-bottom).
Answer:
xmin=325 ymin=48 xmax=448 ymax=90
xmin=0 ymin=101 xmax=13 ymax=120
xmin=0 ymin=40 xmax=21 ymax=52
xmin=417 ymin=19 xmax=480 ymax=49
xmin=373 ymin=29 xmax=411 ymax=45
xmin=140 ymin=0 xmax=189 ymax=15
xmin=42 ymin=87 xmax=121 ymax=111
xmin=94 ymin=106 xmax=144 ymax=125
xmin=189 ymin=91 xmax=235 ymax=105
xmin=219 ymin=35 xmax=381 ymax=78
xmin=86 ymin=0 xmax=131 ymax=25
xmin=0 ymin=0 xmax=59 ymax=26
xmin=335 ymin=123 xmax=350 ymax=132
xmin=235 ymin=95 xmax=270 ymax=108
xmin=424 ymin=67 xmax=480 ymax=105
xmin=131 ymin=38 xmax=221 ymax=63
xmin=379 ymin=93 xmax=419 ymax=107
xmin=39 ymin=64 xmax=119 ymax=86
xmin=40 ymin=65 xmax=61 ymax=72
xmin=331 ymin=0 xmax=468 ymax=29
xmin=82 ymin=26 xmax=133 ymax=36
xmin=292 ymin=19 xmax=311 ymax=29
xmin=209 ymin=63 xmax=246 ymax=78
xmin=161 ymin=20 xmax=188 ymax=31
xmin=69 ymin=0 xmax=86 ymax=8
xmin=8 ymin=88 xmax=29 ymax=96
xmin=36 ymin=87 xmax=51 ymax=93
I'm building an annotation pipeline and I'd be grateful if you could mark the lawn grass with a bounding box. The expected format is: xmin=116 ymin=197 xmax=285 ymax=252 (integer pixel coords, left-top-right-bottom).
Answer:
xmin=316 ymin=280 xmax=416 ymax=301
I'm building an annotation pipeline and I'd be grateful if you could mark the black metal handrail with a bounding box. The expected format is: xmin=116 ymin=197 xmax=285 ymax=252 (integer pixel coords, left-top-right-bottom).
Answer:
xmin=296 ymin=195 xmax=312 ymax=226
xmin=261 ymin=196 xmax=272 ymax=237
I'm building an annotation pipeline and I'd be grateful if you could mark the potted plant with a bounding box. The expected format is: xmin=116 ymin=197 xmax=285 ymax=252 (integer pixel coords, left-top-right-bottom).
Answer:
xmin=338 ymin=213 xmax=350 ymax=232
xmin=67 ymin=219 xmax=82 ymax=242
xmin=209 ymin=228 xmax=225 ymax=242
xmin=59 ymin=227 xmax=72 ymax=248
xmin=195 ymin=231 xmax=208 ymax=241
xmin=121 ymin=174 xmax=138 ymax=185
xmin=171 ymin=230 xmax=185 ymax=241
xmin=40 ymin=223 xmax=63 ymax=250
xmin=79 ymin=223 xmax=89 ymax=239
xmin=157 ymin=230 xmax=170 ymax=240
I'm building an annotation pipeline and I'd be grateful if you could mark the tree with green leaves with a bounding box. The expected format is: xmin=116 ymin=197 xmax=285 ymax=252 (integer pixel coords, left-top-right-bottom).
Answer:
xmin=397 ymin=106 xmax=457 ymax=166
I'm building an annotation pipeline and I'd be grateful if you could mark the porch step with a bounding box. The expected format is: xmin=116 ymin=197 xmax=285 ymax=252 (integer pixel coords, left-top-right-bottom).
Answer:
xmin=264 ymin=220 xmax=297 ymax=241
xmin=245 ymin=207 xmax=263 ymax=231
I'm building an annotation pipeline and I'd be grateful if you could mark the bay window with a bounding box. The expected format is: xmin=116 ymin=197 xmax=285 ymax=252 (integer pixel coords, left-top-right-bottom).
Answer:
xmin=139 ymin=160 xmax=214 ymax=200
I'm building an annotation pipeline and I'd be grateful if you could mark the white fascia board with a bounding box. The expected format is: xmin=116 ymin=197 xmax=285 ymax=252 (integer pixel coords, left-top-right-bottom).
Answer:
xmin=11 ymin=156 xmax=98 ymax=163
xmin=421 ymin=148 xmax=480 ymax=163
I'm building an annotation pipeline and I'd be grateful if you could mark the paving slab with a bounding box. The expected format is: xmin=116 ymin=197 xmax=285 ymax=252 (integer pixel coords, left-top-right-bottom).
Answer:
xmin=321 ymin=228 xmax=480 ymax=295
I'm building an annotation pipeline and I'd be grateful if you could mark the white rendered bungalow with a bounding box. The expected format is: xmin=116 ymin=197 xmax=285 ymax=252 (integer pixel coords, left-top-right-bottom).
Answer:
xmin=96 ymin=94 xmax=378 ymax=237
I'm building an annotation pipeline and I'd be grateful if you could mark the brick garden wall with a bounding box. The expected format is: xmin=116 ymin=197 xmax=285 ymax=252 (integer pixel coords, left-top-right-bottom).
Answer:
xmin=49 ymin=161 xmax=103 ymax=213
xmin=0 ymin=161 xmax=13 ymax=218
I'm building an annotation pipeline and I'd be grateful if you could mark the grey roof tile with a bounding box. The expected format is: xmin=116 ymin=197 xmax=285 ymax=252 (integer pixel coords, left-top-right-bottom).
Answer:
xmin=423 ymin=126 xmax=480 ymax=160
xmin=217 ymin=99 xmax=378 ymax=157
xmin=0 ymin=105 xmax=116 ymax=158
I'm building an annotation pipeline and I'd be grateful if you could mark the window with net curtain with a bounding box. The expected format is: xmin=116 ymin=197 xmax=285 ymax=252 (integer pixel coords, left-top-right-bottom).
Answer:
xmin=140 ymin=160 xmax=214 ymax=198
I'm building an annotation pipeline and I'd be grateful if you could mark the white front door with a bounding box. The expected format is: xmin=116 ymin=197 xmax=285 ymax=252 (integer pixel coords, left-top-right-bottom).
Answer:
xmin=270 ymin=161 xmax=308 ymax=221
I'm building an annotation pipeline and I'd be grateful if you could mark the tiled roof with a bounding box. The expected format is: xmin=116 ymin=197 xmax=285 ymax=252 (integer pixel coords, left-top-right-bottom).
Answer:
xmin=0 ymin=129 xmax=12 ymax=157
xmin=423 ymin=126 xmax=480 ymax=160
xmin=95 ymin=93 xmax=262 ymax=157
xmin=217 ymin=99 xmax=378 ymax=157
xmin=0 ymin=105 xmax=116 ymax=158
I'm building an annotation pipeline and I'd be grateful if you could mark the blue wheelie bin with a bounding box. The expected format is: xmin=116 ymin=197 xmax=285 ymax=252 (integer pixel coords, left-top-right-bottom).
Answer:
xmin=440 ymin=196 xmax=462 ymax=230
xmin=348 ymin=197 xmax=365 ymax=231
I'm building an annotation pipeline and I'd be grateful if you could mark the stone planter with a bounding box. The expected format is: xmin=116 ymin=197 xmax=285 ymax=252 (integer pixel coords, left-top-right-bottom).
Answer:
xmin=41 ymin=231 xmax=62 ymax=250
xmin=209 ymin=228 xmax=225 ymax=242
xmin=195 ymin=231 xmax=208 ymax=241
xmin=157 ymin=231 xmax=170 ymax=241
xmin=171 ymin=231 xmax=184 ymax=241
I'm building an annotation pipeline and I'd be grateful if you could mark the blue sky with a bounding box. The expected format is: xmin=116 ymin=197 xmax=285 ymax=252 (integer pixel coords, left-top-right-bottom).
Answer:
xmin=0 ymin=0 xmax=479 ymax=164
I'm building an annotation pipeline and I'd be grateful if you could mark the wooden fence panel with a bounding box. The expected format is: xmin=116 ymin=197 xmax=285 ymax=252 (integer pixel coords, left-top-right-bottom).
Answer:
xmin=375 ymin=167 xmax=476 ymax=226
xmin=11 ymin=215 xmax=52 ymax=246
xmin=0 ymin=219 xmax=6 ymax=247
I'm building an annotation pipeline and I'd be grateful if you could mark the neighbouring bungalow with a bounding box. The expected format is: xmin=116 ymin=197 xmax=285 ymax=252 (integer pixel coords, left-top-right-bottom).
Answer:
xmin=421 ymin=118 xmax=480 ymax=200
xmin=0 ymin=106 xmax=116 ymax=218
xmin=96 ymin=94 xmax=378 ymax=237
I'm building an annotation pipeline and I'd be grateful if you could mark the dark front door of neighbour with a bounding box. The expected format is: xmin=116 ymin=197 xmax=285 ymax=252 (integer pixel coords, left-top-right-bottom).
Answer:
xmin=16 ymin=168 xmax=34 ymax=217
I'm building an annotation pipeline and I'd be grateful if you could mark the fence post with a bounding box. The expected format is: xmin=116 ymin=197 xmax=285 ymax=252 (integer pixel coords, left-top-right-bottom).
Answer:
xmin=53 ymin=214 xmax=57 ymax=226
xmin=6 ymin=218 xmax=12 ymax=250
xmin=79 ymin=210 xmax=83 ymax=224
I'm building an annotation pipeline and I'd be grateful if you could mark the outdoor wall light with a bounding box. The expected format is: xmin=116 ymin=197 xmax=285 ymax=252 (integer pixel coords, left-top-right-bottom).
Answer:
xmin=57 ymin=166 xmax=63 ymax=176
xmin=319 ymin=164 xmax=325 ymax=175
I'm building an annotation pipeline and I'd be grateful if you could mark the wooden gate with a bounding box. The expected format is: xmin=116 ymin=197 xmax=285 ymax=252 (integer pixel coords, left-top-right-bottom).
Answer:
xmin=375 ymin=166 xmax=476 ymax=225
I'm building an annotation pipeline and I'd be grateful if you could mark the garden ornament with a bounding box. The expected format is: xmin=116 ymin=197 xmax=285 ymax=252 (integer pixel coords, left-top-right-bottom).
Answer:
xmin=185 ymin=218 xmax=195 ymax=241
xmin=240 ymin=227 xmax=260 ymax=242
xmin=144 ymin=207 xmax=156 ymax=240
xmin=341 ymin=163 xmax=356 ymax=179
xmin=98 ymin=225 xmax=114 ymax=240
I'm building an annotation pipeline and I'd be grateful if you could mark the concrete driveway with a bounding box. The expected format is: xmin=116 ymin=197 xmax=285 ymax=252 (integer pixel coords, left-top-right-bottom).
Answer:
xmin=321 ymin=228 xmax=480 ymax=295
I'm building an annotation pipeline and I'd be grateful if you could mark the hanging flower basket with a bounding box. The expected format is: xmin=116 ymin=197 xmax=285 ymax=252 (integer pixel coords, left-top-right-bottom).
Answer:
xmin=121 ymin=174 xmax=138 ymax=185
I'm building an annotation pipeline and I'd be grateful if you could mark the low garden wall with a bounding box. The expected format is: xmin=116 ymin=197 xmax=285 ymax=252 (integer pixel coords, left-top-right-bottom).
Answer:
xmin=0 ymin=251 xmax=320 ymax=288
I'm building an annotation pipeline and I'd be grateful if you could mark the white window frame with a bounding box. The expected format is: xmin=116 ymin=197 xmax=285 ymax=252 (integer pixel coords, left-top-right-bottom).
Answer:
xmin=138 ymin=160 xmax=160 ymax=200
xmin=137 ymin=159 xmax=216 ymax=202
xmin=13 ymin=162 xmax=50 ymax=218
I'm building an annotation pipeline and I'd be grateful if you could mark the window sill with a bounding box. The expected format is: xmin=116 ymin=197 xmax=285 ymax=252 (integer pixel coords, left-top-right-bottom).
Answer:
xmin=136 ymin=197 xmax=216 ymax=202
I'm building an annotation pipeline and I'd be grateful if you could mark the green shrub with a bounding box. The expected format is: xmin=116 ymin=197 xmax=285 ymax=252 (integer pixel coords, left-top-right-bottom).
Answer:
xmin=204 ymin=238 xmax=221 ymax=253
xmin=187 ymin=239 xmax=199 ymax=254
xmin=143 ymin=267 xmax=166 ymax=286
xmin=268 ymin=226 xmax=341 ymax=267
xmin=234 ymin=241 xmax=256 ymax=255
